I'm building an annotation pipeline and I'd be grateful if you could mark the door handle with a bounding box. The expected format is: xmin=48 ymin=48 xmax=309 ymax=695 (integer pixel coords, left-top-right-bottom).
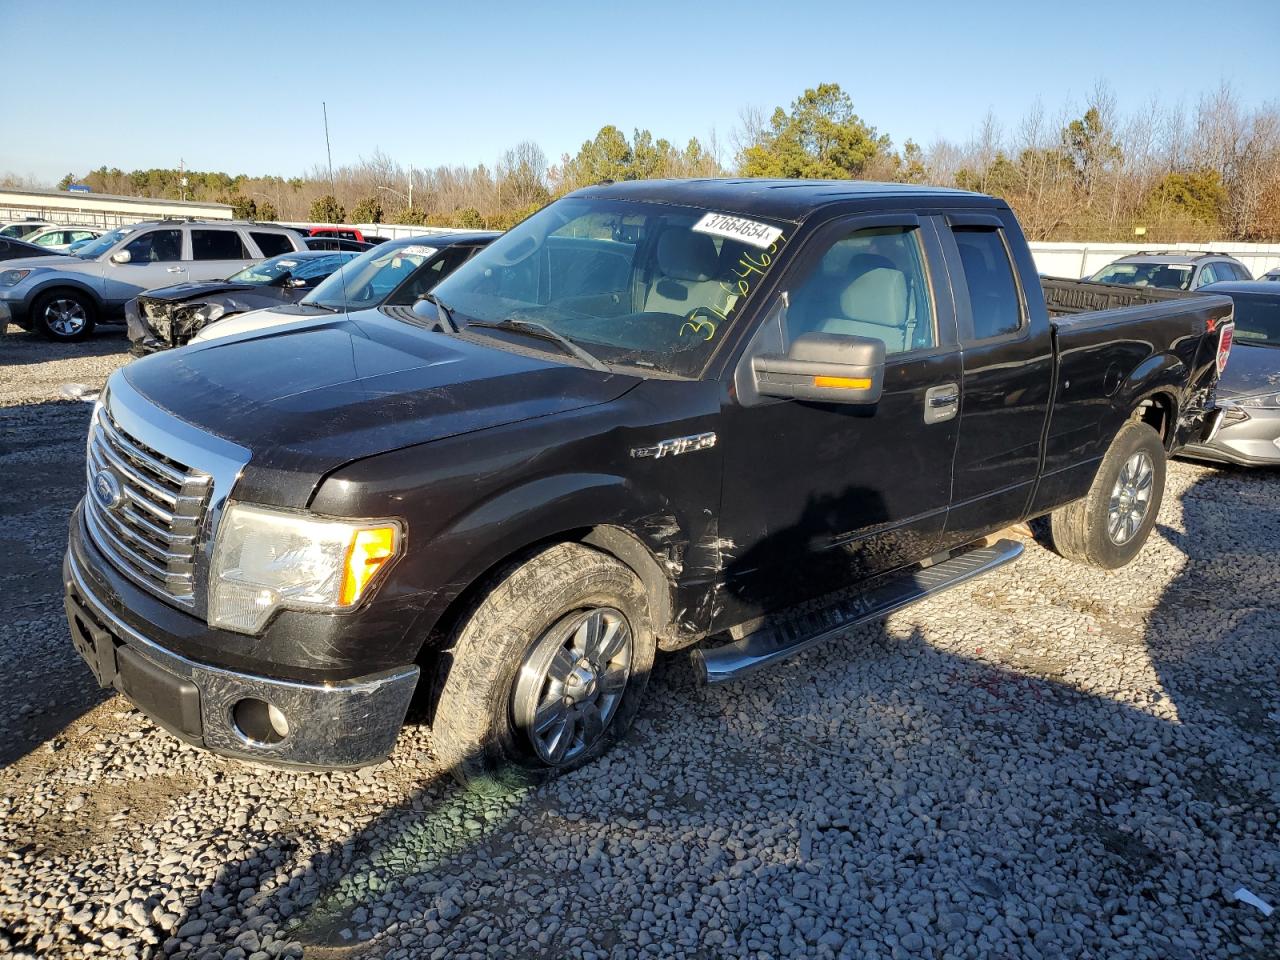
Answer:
xmin=924 ymin=384 xmax=959 ymax=424
xmin=166 ymin=266 xmax=185 ymax=273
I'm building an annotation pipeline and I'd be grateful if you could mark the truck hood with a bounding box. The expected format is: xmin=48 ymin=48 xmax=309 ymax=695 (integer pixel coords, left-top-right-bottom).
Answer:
xmin=1218 ymin=343 xmax=1280 ymax=399
xmin=120 ymin=309 xmax=639 ymax=507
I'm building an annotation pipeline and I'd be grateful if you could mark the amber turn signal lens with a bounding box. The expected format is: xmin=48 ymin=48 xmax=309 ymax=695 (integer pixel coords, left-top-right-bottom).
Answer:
xmin=340 ymin=526 xmax=399 ymax=605
xmin=813 ymin=375 xmax=872 ymax=390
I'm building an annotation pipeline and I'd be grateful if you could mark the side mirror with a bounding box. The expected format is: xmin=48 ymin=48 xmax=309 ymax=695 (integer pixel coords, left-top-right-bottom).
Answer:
xmin=752 ymin=332 xmax=885 ymax=404
xmin=110 ymin=250 xmax=132 ymax=264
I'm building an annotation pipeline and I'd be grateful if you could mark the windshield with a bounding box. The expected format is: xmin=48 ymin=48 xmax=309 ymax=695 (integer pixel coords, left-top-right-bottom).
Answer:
xmin=429 ymin=197 xmax=790 ymax=377
xmin=75 ymin=226 xmax=135 ymax=259
xmin=304 ymin=241 xmax=438 ymax=310
xmin=1231 ymin=295 xmax=1280 ymax=347
xmin=228 ymin=252 xmax=352 ymax=285
xmin=1090 ymin=261 xmax=1195 ymax=290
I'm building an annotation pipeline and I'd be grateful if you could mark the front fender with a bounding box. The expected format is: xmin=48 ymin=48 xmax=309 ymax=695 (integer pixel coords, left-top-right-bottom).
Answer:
xmin=411 ymin=470 xmax=709 ymax=639
xmin=24 ymin=275 xmax=106 ymax=311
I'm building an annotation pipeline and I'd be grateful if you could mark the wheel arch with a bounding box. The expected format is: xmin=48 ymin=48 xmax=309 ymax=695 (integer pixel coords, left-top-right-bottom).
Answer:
xmin=27 ymin=278 xmax=105 ymax=310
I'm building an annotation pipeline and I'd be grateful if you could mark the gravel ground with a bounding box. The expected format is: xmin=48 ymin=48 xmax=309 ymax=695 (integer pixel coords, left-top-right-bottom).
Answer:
xmin=1 ymin=327 xmax=1278 ymax=960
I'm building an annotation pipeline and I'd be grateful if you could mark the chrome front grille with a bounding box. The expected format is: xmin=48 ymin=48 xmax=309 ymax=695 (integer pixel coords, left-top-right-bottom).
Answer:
xmin=84 ymin=404 xmax=212 ymax=606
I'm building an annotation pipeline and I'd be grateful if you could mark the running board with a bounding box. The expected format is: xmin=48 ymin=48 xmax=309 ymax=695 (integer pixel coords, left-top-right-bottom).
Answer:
xmin=694 ymin=539 xmax=1024 ymax=684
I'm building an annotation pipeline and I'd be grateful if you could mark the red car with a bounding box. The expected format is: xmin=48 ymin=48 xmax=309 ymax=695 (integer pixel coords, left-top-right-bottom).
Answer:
xmin=303 ymin=226 xmax=365 ymax=243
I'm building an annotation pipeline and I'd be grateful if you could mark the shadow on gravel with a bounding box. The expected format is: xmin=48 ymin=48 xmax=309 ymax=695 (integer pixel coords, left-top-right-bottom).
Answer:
xmin=0 ymin=396 xmax=112 ymax=767
xmin=141 ymin=475 xmax=1279 ymax=960
xmin=0 ymin=326 xmax=127 ymax=366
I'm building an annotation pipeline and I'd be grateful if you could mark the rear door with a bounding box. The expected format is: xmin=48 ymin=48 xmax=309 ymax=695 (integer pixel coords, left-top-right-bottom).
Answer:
xmin=936 ymin=210 xmax=1054 ymax=546
xmin=189 ymin=228 xmax=255 ymax=282
xmin=716 ymin=213 xmax=963 ymax=626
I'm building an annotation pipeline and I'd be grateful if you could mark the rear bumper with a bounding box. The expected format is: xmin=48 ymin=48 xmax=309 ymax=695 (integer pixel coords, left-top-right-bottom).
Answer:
xmin=64 ymin=522 xmax=419 ymax=769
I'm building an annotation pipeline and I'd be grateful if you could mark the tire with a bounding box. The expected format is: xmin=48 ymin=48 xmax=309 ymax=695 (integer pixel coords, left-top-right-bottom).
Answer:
xmin=32 ymin=290 xmax=97 ymax=342
xmin=432 ymin=542 xmax=655 ymax=787
xmin=1050 ymin=420 xmax=1167 ymax=569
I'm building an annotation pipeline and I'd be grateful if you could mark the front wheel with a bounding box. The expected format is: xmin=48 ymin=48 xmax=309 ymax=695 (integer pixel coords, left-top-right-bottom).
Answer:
xmin=1050 ymin=420 xmax=1167 ymax=569
xmin=431 ymin=543 xmax=655 ymax=786
xmin=33 ymin=290 xmax=97 ymax=342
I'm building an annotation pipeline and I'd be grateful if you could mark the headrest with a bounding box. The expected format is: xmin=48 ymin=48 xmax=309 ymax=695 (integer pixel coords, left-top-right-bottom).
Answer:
xmin=839 ymin=268 xmax=908 ymax=328
xmin=656 ymin=231 xmax=719 ymax=282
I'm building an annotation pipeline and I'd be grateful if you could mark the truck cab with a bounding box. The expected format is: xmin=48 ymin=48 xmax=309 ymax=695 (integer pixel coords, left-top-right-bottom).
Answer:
xmin=64 ymin=180 xmax=1231 ymax=784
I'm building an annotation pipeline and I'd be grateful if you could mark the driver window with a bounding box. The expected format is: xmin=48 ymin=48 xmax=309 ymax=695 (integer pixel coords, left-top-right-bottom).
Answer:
xmin=123 ymin=229 xmax=183 ymax=263
xmin=784 ymin=226 xmax=935 ymax=355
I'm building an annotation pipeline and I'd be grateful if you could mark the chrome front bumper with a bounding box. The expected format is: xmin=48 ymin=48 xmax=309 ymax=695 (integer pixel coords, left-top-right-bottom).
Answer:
xmin=64 ymin=544 xmax=419 ymax=769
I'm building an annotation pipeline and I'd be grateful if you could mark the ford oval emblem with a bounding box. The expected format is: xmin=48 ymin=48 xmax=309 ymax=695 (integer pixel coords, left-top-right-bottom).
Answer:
xmin=92 ymin=469 xmax=123 ymax=511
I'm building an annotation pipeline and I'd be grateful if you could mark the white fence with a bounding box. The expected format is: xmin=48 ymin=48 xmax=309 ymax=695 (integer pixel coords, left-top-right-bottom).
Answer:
xmin=1030 ymin=241 xmax=1280 ymax=280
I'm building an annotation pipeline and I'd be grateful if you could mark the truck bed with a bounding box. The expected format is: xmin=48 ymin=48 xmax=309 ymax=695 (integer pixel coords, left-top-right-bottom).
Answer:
xmin=1029 ymin=276 xmax=1234 ymax=517
xmin=1039 ymin=275 xmax=1205 ymax=317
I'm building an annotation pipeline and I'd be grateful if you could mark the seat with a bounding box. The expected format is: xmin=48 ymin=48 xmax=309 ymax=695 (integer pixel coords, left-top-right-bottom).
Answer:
xmin=643 ymin=231 xmax=724 ymax=315
xmin=820 ymin=267 xmax=910 ymax=352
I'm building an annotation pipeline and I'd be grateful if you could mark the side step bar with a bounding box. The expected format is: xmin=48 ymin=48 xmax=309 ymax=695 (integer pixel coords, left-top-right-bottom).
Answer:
xmin=694 ymin=539 xmax=1024 ymax=684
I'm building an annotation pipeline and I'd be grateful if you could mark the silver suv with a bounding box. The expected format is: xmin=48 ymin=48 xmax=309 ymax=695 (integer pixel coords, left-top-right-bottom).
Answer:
xmin=0 ymin=220 xmax=306 ymax=341
xmin=1088 ymin=251 xmax=1252 ymax=291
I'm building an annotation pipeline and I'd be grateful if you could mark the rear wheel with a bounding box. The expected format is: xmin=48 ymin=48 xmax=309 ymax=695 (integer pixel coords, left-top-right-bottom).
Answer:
xmin=1050 ymin=420 xmax=1166 ymax=569
xmin=33 ymin=290 xmax=96 ymax=342
xmin=431 ymin=543 xmax=655 ymax=786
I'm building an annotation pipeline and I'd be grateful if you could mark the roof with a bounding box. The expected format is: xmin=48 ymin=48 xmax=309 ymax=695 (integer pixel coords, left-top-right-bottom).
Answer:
xmin=1199 ymin=280 xmax=1280 ymax=295
xmin=573 ymin=178 xmax=994 ymax=221
xmin=267 ymin=250 xmax=349 ymax=261
xmin=1115 ymin=251 xmax=1241 ymax=264
xmin=386 ymin=231 xmax=500 ymax=247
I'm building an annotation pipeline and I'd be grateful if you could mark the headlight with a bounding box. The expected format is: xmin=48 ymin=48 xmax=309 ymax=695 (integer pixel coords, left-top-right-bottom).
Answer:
xmin=1230 ymin=392 xmax=1280 ymax=409
xmin=0 ymin=269 xmax=32 ymax=287
xmin=209 ymin=502 xmax=402 ymax=634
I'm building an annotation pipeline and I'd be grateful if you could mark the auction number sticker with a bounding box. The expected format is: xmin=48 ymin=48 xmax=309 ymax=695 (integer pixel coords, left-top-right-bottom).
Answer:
xmin=692 ymin=212 xmax=783 ymax=250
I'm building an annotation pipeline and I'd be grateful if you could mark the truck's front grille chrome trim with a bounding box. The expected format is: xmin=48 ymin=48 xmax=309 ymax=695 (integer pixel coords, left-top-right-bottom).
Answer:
xmin=84 ymin=405 xmax=210 ymax=607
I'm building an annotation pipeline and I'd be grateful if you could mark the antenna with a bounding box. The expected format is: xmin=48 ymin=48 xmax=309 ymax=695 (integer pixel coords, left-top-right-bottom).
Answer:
xmin=322 ymin=102 xmax=336 ymax=198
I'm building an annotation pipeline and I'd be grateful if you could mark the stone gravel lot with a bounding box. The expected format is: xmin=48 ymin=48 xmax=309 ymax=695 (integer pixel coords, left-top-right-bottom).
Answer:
xmin=0 ymin=327 xmax=1277 ymax=960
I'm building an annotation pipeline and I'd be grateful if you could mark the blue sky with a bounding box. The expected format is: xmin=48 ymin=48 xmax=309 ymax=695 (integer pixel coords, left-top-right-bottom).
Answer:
xmin=5 ymin=0 xmax=1279 ymax=183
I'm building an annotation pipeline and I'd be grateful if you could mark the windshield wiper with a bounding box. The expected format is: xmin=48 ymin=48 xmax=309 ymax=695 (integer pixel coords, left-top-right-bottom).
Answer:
xmin=303 ymin=301 xmax=343 ymax=313
xmin=468 ymin=318 xmax=609 ymax=372
xmin=419 ymin=293 xmax=459 ymax=332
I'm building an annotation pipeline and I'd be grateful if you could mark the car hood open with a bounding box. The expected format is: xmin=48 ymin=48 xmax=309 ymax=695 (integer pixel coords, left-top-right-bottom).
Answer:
xmin=138 ymin=281 xmax=261 ymax=303
xmin=119 ymin=308 xmax=638 ymax=507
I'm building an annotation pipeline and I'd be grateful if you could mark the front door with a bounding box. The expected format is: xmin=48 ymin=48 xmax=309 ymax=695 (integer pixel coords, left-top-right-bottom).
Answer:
xmin=715 ymin=214 xmax=962 ymax=628
xmin=101 ymin=227 xmax=185 ymax=305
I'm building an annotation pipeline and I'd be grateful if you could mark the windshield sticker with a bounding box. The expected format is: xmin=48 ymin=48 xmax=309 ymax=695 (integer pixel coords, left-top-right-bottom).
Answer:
xmin=277 ymin=260 xmax=298 ymax=268
xmin=692 ymin=212 xmax=783 ymax=250
xmin=398 ymin=245 xmax=437 ymax=258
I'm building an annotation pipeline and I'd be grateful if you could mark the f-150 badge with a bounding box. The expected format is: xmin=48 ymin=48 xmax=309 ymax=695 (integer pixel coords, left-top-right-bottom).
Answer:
xmin=631 ymin=432 xmax=717 ymax=459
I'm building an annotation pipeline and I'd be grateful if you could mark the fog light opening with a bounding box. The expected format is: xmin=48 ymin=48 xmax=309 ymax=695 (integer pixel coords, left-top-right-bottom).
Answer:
xmin=230 ymin=698 xmax=290 ymax=745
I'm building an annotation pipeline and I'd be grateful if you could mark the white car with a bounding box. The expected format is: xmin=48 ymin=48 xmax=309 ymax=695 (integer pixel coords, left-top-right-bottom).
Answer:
xmin=0 ymin=219 xmax=52 ymax=239
xmin=24 ymin=225 xmax=103 ymax=251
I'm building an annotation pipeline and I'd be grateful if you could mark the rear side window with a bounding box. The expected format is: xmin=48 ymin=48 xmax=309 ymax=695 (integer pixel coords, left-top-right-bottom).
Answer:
xmin=951 ymin=227 xmax=1022 ymax=340
xmin=124 ymin=229 xmax=182 ymax=263
xmin=191 ymin=229 xmax=250 ymax=260
xmin=251 ymin=231 xmax=294 ymax=257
